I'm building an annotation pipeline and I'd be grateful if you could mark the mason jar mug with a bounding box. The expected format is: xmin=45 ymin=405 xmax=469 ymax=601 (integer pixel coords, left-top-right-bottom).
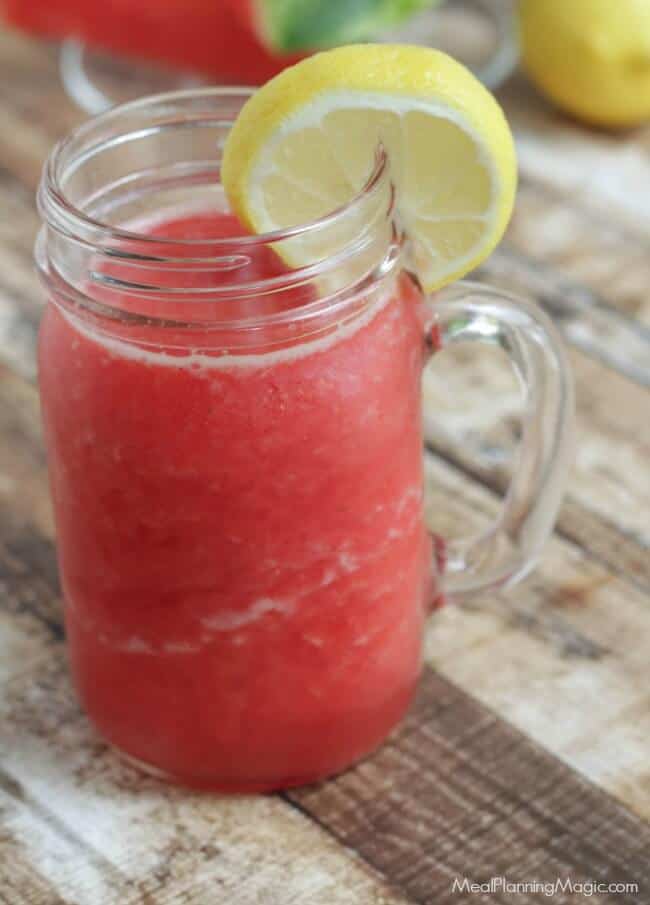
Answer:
xmin=36 ymin=89 xmax=572 ymax=791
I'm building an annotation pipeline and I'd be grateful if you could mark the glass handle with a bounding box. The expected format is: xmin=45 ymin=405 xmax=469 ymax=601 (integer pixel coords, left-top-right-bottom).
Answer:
xmin=423 ymin=280 xmax=574 ymax=601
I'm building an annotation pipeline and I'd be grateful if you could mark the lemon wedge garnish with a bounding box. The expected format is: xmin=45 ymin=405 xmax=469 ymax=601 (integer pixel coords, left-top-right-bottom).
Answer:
xmin=223 ymin=44 xmax=517 ymax=291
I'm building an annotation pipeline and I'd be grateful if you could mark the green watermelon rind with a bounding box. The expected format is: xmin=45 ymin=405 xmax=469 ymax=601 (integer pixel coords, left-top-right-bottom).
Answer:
xmin=257 ymin=0 xmax=438 ymax=52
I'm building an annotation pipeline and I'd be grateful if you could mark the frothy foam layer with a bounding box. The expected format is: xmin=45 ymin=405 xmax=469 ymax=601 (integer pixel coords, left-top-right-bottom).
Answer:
xmin=60 ymin=205 xmax=397 ymax=370
xmin=61 ymin=281 xmax=394 ymax=371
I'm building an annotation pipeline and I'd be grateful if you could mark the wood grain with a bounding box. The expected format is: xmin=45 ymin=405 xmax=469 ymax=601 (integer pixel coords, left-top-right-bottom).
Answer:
xmin=0 ymin=29 xmax=81 ymax=186
xmin=0 ymin=806 xmax=72 ymax=905
xmin=0 ymin=652 xmax=409 ymax=905
xmin=290 ymin=669 xmax=650 ymax=905
xmin=0 ymin=169 xmax=42 ymax=381
xmin=422 ymin=343 xmax=650 ymax=589
xmin=479 ymin=243 xmax=650 ymax=388
xmin=498 ymin=74 xmax=650 ymax=235
xmin=421 ymin=455 xmax=650 ymax=820
xmin=494 ymin=75 xmax=650 ymax=380
xmin=509 ymin=178 xmax=650 ymax=329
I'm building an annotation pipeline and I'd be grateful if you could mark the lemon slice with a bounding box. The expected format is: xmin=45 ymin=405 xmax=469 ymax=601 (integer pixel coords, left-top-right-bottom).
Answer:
xmin=222 ymin=44 xmax=517 ymax=291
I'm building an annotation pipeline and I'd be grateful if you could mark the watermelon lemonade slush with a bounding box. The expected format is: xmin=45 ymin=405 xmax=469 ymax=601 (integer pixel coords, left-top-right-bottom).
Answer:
xmin=39 ymin=207 xmax=431 ymax=789
xmin=36 ymin=76 xmax=571 ymax=790
xmin=37 ymin=90 xmax=436 ymax=789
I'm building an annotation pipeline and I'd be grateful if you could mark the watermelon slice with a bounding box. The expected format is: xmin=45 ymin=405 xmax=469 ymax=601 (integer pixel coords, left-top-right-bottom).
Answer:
xmin=230 ymin=0 xmax=438 ymax=52
xmin=3 ymin=0 xmax=439 ymax=86
xmin=2 ymin=0 xmax=300 ymax=83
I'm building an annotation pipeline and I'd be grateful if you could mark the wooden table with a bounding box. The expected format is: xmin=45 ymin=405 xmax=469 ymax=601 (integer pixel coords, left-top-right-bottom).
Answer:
xmin=0 ymin=24 xmax=649 ymax=905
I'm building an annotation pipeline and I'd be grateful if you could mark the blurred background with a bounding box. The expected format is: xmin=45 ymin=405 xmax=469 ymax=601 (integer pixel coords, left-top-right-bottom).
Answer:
xmin=2 ymin=0 xmax=520 ymax=111
xmin=1 ymin=0 xmax=647 ymax=508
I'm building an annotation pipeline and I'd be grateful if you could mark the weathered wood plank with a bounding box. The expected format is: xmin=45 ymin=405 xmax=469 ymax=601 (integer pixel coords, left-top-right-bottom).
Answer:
xmin=0 ymin=658 xmax=409 ymax=905
xmin=0 ymin=769 xmax=125 ymax=905
xmin=479 ymin=244 xmax=650 ymax=388
xmin=493 ymin=76 xmax=650 ymax=378
xmin=0 ymin=791 xmax=73 ymax=905
xmin=509 ymin=177 xmax=650 ymax=330
xmin=0 ymin=103 xmax=67 ymax=194
xmin=422 ymin=342 xmax=650 ymax=589
xmin=0 ymin=364 xmax=52 ymax=533
xmin=493 ymin=74 xmax=650 ymax=384
xmin=498 ymin=74 xmax=650 ymax=234
xmin=421 ymin=454 xmax=650 ymax=820
xmin=0 ymin=28 xmax=82 ymax=174
xmin=0 ymin=366 xmax=61 ymax=644
xmin=0 ymin=508 xmax=63 ymax=642
xmin=0 ymin=169 xmax=43 ymax=381
xmin=0 ymin=375 xmax=55 ymax=676
xmin=291 ymin=669 xmax=650 ymax=905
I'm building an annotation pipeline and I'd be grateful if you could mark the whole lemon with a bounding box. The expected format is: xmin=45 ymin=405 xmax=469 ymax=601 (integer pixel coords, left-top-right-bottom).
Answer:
xmin=518 ymin=0 xmax=650 ymax=127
